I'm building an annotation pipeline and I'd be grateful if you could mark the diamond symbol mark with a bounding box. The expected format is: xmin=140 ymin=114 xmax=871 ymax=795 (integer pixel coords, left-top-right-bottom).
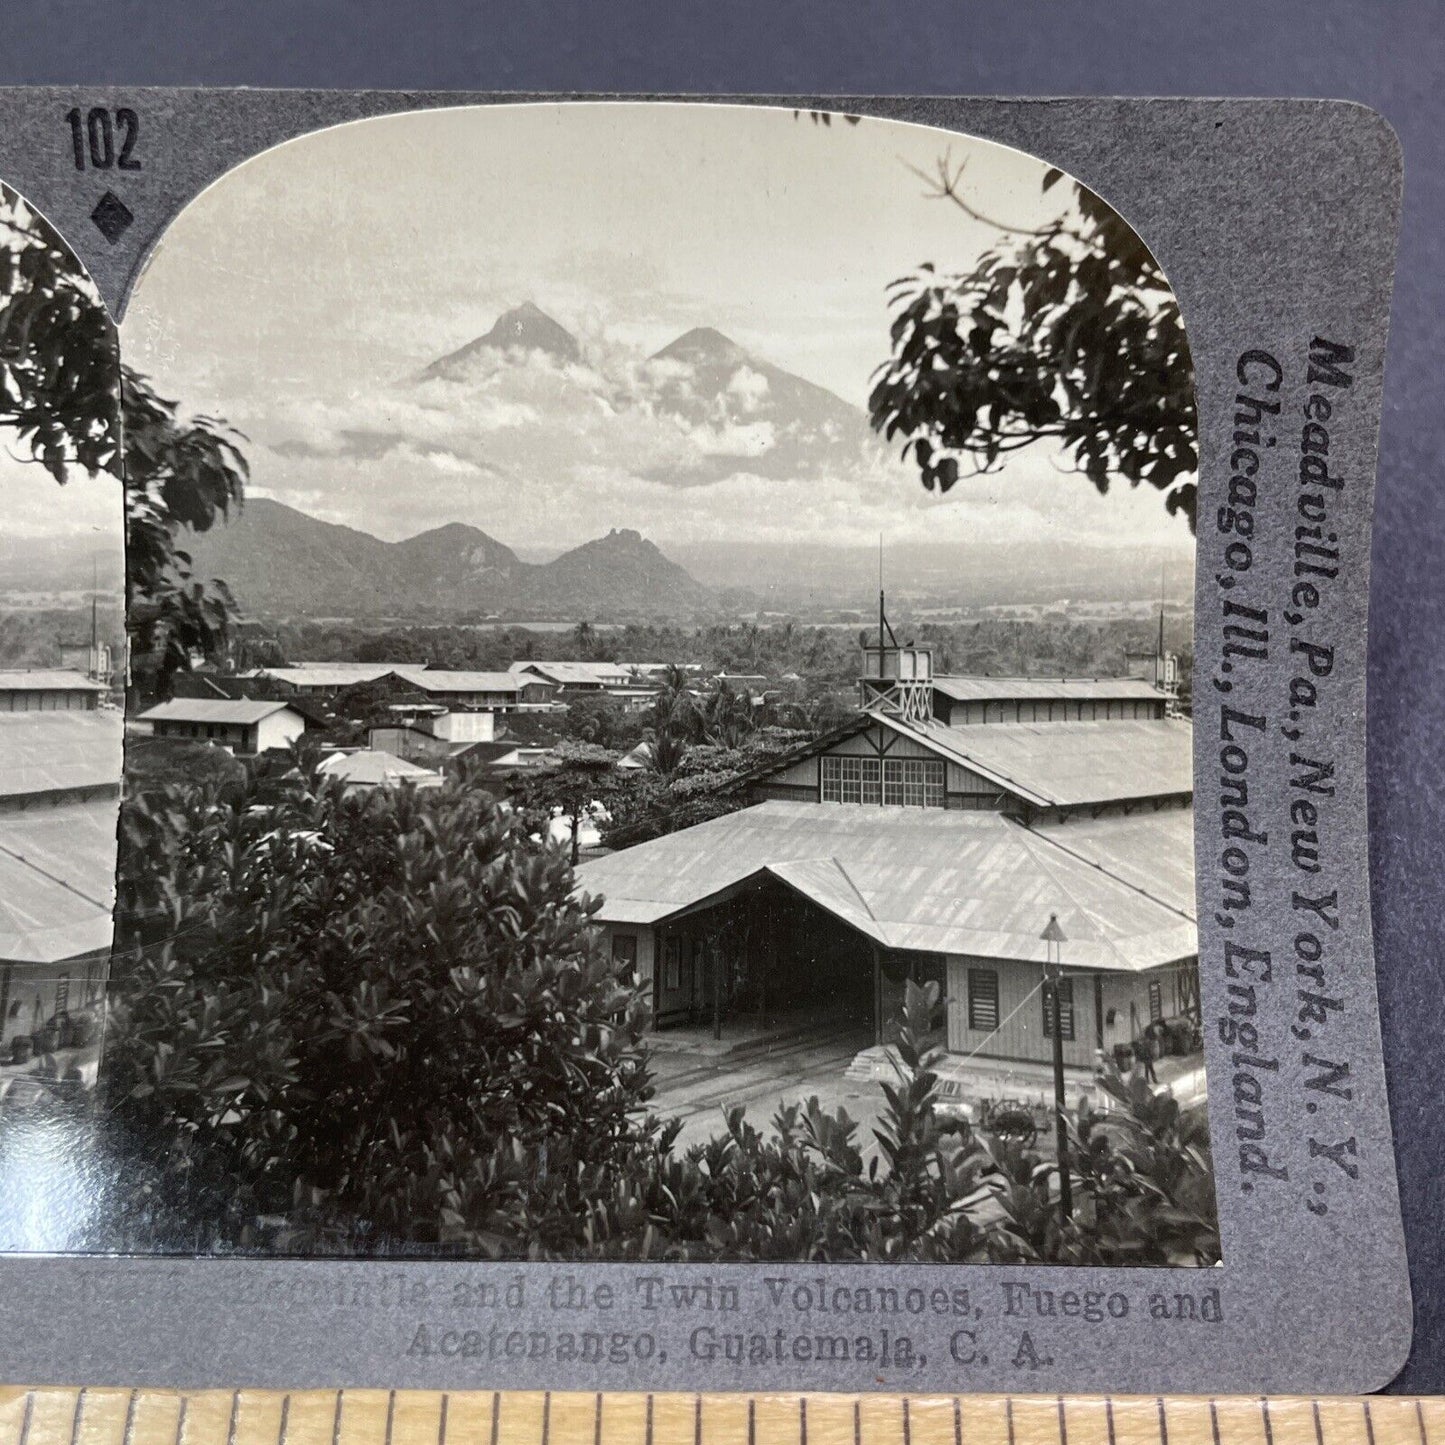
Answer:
xmin=90 ymin=191 xmax=133 ymax=245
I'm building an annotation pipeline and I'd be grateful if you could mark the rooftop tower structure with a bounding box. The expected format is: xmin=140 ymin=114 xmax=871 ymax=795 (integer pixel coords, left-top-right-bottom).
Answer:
xmin=858 ymin=587 xmax=933 ymax=724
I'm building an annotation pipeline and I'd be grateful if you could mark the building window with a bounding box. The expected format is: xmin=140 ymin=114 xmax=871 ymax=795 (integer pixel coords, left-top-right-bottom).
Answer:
xmin=1043 ymin=977 xmax=1076 ymax=1041
xmin=611 ymin=933 xmax=637 ymax=980
xmin=883 ymin=757 xmax=945 ymax=807
xmin=822 ymin=754 xmax=943 ymax=807
xmin=1148 ymin=978 xmax=1163 ymax=1022
xmin=664 ymin=937 xmax=682 ymax=991
xmin=967 ymin=968 xmax=999 ymax=1031
xmin=821 ymin=754 xmax=881 ymax=805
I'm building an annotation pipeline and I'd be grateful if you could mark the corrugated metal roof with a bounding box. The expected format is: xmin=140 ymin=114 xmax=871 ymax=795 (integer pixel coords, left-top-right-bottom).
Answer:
xmin=746 ymin=710 xmax=1192 ymax=810
xmin=1028 ymin=811 xmax=1196 ymax=918
xmin=512 ymin=661 xmax=616 ymax=686
xmin=137 ymin=698 xmax=301 ymax=725
xmin=576 ymin=800 xmax=1196 ymax=972
xmin=0 ymin=793 xmax=117 ymax=963
xmin=259 ymin=664 xmax=523 ymax=694
xmin=398 ymin=669 xmax=520 ymax=693
xmin=933 ymin=675 xmax=1166 ymax=704
xmin=0 ymin=712 xmax=124 ymax=799
xmin=903 ymin=716 xmax=1193 ymax=808
xmin=317 ymin=749 xmax=442 ymax=786
xmin=0 ymin=669 xmax=107 ymax=692
xmin=257 ymin=664 xmax=407 ymax=687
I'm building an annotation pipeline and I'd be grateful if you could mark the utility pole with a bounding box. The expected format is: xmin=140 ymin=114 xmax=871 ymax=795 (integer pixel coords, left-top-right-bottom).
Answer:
xmin=1041 ymin=912 xmax=1072 ymax=1222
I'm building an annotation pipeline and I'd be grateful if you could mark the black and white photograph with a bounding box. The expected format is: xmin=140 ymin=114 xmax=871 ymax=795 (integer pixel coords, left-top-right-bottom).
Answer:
xmin=0 ymin=102 xmax=1216 ymax=1267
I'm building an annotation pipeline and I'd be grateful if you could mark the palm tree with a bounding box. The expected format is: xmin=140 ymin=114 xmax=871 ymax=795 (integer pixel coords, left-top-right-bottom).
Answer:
xmin=649 ymin=663 xmax=698 ymax=742
xmin=702 ymin=678 xmax=755 ymax=749
xmin=647 ymin=728 xmax=687 ymax=778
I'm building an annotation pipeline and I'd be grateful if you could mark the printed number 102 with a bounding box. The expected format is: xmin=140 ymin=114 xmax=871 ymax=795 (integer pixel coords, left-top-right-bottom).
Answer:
xmin=66 ymin=107 xmax=141 ymax=171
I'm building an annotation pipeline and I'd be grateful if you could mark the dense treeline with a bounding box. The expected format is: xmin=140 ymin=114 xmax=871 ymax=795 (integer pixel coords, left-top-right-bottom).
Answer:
xmin=0 ymin=604 xmax=125 ymax=669
xmin=245 ymin=615 xmax=1192 ymax=690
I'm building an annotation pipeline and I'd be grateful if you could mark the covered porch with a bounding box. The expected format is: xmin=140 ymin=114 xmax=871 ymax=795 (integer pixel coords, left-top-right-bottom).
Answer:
xmin=638 ymin=868 xmax=941 ymax=1045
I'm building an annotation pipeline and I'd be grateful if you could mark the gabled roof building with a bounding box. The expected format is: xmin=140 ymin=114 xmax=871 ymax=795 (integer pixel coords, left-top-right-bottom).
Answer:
xmin=577 ymin=605 xmax=1196 ymax=1079
xmin=136 ymin=698 xmax=309 ymax=756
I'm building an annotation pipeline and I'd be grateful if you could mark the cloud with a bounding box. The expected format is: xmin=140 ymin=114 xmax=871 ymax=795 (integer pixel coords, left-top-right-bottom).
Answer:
xmin=726 ymin=366 xmax=770 ymax=410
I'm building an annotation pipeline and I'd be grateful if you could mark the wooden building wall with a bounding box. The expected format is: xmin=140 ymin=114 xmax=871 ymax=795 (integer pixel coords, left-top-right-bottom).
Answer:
xmin=0 ymin=689 xmax=99 ymax=712
xmin=754 ymin=723 xmax=1011 ymax=811
xmin=943 ymin=955 xmax=1198 ymax=1067
xmin=0 ymin=953 xmax=108 ymax=1058
xmin=936 ymin=696 xmax=1165 ymax=726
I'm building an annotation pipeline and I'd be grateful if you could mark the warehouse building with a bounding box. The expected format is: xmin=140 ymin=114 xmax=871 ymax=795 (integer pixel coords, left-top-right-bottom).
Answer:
xmin=0 ymin=669 xmax=109 ymax=713
xmin=576 ymin=614 xmax=1196 ymax=1082
xmin=135 ymin=698 xmax=309 ymax=755
xmin=0 ymin=710 xmax=122 ymax=1062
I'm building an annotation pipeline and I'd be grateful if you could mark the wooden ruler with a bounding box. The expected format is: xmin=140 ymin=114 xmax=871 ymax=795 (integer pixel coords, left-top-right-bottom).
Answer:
xmin=0 ymin=1392 xmax=1439 ymax=1445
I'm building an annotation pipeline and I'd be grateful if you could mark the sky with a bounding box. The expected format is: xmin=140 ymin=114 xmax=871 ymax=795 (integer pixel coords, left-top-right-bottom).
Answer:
xmin=12 ymin=103 xmax=1195 ymax=583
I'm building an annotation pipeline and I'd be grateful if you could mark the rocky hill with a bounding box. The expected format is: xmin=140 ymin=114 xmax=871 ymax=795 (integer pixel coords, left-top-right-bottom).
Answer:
xmin=184 ymin=498 xmax=714 ymax=622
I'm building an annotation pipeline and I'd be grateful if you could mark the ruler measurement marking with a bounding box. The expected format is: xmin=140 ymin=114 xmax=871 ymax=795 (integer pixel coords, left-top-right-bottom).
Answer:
xmin=6 ymin=1390 xmax=1445 ymax=1445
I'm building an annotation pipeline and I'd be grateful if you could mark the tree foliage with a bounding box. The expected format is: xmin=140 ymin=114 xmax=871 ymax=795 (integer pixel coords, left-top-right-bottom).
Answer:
xmin=0 ymin=188 xmax=248 ymax=692
xmin=509 ymin=740 xmax=621 ymax=864
xmin=869 ymin=158 xmax=1198 ymax=528
xmin=601 ymin=729 xmax=808 ymax=849
xmin=53 ymin=925 xmax=1219 ymax=1263
xmin=101 ymin=754 xmax=655 ymax=1252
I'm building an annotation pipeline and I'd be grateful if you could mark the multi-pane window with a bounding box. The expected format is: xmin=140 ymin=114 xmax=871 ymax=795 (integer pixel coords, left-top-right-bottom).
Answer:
xmin=1042 ymin=977 xmax=1076 ymax=1041
xmin=883 ymin=757 xmax=945 ymax=807
xmin=967 ymin=968 xmax=1000 ymax=1031
xmin=664 ymin=937 xmax=682 ymax=991
xmin=821 ymin=755 xmax=881 ymax=804
xmin=822 ymin=754 xmax=943 ymax=807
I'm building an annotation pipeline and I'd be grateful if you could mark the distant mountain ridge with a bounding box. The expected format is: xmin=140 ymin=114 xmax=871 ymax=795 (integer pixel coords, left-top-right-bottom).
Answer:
xmin=184 ymin=497 xmax=713 ymax=622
